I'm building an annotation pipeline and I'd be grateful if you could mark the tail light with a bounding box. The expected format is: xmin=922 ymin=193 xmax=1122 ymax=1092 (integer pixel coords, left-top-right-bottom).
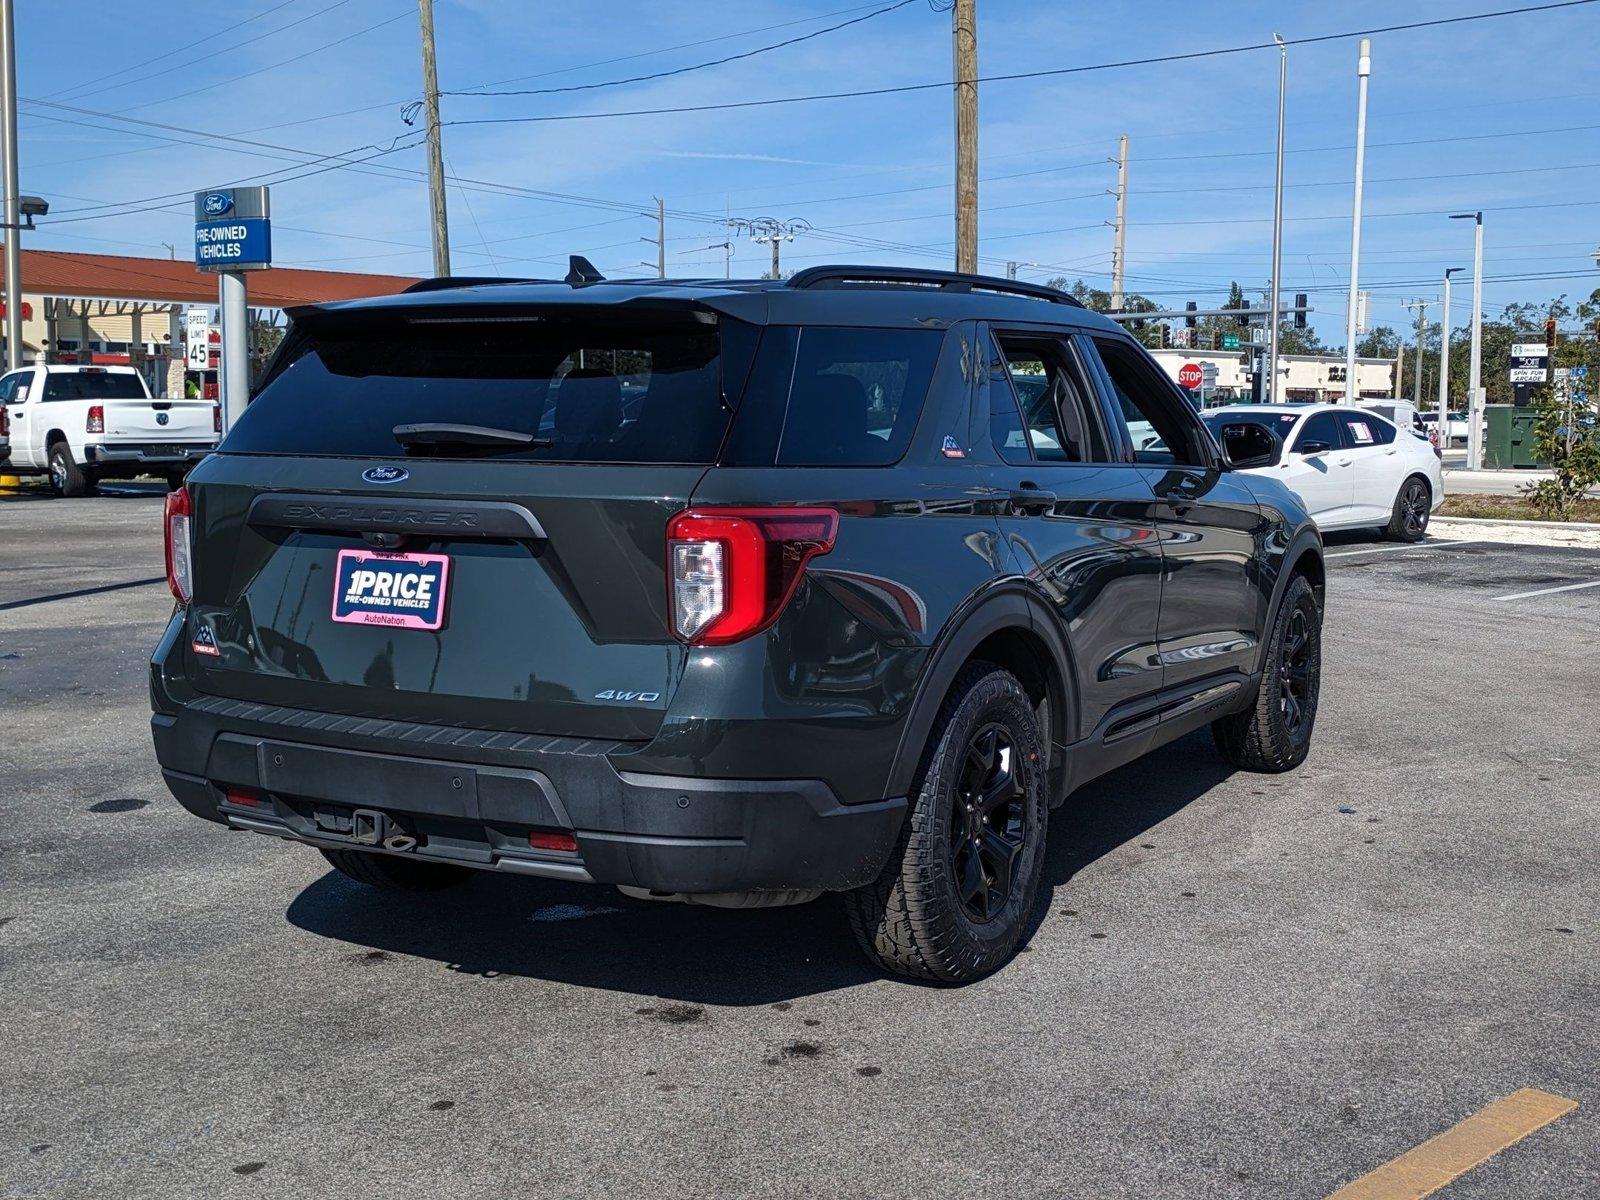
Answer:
xmin=213 ymin=404 xmax=222 ymax=434
xmin=0 ymin=405 xmax=8 ymax=438
xmin=164 ymin=486 xmax=193 ymax=604
xmin=85 ymin=404 xmax=104 ymax=434
xmin=666 ymin=507 xmax=838 ymax=645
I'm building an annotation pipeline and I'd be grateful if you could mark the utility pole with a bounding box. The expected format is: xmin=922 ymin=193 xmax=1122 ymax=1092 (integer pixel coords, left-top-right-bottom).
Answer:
xmin=1405 ymin=298 xmax=1427 ymax=403
xmin=952 ymin=0 xmax=978 ymax=273
xmin=1110 ymin=134 xmax=1128 ymax=309
xmin=1342 ymin=38 xmax=1371 ymax=403
xmin=417 ymin=0 xmax=450 ymax=277
xmin=656 ymin=197 xmax=665 ymax=278
xmin=0 ymin=0 xmax=21 ymax=369
xmin=1266 ymin=35 xmax=1287 ymax=404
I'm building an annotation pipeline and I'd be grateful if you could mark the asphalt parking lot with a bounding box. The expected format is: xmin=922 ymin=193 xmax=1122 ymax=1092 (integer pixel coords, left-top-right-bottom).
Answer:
xmin=1 ymin=492 xmax=1595 ymax=1199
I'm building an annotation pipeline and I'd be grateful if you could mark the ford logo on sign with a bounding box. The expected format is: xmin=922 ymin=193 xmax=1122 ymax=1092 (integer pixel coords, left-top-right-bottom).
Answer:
xmin=202 ymin=191 xmax=233 ymax=217
xmin=362 ymin=466 xmax=409 ymax=484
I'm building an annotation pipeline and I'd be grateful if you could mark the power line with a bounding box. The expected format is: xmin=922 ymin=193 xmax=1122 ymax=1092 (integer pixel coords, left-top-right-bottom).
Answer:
xmin=438 ymin=1 xmax=1600 ymax=127
xmin=442 ymin=0 xmax=922 ymax=98
xmin=53 ymin=0 xmax=356 ymax=103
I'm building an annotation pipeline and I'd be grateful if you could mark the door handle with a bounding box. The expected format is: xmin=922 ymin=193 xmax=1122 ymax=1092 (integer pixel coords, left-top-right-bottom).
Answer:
xmin=1008 ymin=484 xmax=1057 ymax=515
xmin=1337 ymin=457 xmax=1352 ymax=466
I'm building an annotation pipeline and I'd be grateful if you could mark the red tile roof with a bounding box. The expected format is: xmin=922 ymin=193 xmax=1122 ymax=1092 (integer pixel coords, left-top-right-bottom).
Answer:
xmin=4 ymin=245 xmax=419 ymax=307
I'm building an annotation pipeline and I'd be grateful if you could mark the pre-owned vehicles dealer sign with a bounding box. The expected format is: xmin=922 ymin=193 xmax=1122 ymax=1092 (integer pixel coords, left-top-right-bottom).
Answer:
xmin=193 ymin=186 xmax=271 ymax=272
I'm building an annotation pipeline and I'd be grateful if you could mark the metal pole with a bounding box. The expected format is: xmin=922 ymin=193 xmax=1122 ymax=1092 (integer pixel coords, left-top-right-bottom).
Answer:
xmin=1267 ymin=35 xmax=1287 ymax=404
xmin=0 ymin=0 xmax=21 ymax=370
xmin=1006 ymin=260 xmax=1017 ymax=280
xmin=1438 ymin=269 xmax=1458 ymax=450
xmin=218 ymin=271 xmax=249 ymax=434
xmin=1342 ymin=39 xmax=1371 ymax=402
xmin=1467 ymin=213 xmax=1484 ymax=469
xmin=770 ymin=236 xmax=780 ymax=279
xmin=418 ymin=0 xmax=450 ymax=277
xmin=1110 ymin=134 xmax=1128 ymax=309
xmin=952 ymin=0 xmax=978 ymax=273
xmin=655 ymin=196 xmax=665 ymax=279
xmin=1412 ymin=299 xmax=1426 ymax=403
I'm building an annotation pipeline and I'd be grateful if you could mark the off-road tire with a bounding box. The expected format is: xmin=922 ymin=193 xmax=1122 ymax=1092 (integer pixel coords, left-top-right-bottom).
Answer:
xmin=1383 ymin=475 xmax=1431 ymax=542
xmin=1212 ymin=574 xmax=1321 ymax=772
xmin=48 ymin=441 xmax=92 ymax=498
xmin=320 ymin=847 xmax=474 ymax=892
xmin=843 ymin=662 xmax=1047 ymax=983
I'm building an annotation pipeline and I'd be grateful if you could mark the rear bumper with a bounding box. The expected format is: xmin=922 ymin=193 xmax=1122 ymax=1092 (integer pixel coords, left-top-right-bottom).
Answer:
xmin=85 ymin=442 xmax=214 ymax=467
xmin=151 ymin=694 xmax=905 ymax=895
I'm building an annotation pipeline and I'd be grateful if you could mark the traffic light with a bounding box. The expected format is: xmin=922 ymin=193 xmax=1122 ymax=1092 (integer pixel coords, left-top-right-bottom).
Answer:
xmin=1237 ymin=300 xmax=1250 ymax=327
xmin=1294 ymin=293 xmax=1307 ymax=330
xmin=1185 ymin=300 xmax=1197 ymax=329
xmin=1159 ymin=324 xmax=1170 ymax=349
xmin=1545 ymin=316 xmax=1557 ymax=353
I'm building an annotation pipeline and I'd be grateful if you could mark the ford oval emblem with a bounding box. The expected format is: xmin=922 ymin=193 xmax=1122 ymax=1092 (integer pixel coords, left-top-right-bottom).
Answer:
xmin=362 ymin=465 xmax=409 ymax=484
xmin=156 ymin=411 xmax=169 ymax=426
xmin=202 ymin=191 xmax=233 ymax=217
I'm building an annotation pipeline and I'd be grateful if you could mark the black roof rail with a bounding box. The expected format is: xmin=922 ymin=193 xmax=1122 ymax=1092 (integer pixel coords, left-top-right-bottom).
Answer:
xmin=786 ymin=264 xmax=1084 ymax=308
xmin=401 ymin=276 xmax=548 ymax=294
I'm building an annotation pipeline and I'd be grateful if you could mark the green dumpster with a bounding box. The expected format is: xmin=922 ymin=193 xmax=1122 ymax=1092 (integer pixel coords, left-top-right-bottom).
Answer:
xmin=1483 ymin=404 xmax=1545 ymax=469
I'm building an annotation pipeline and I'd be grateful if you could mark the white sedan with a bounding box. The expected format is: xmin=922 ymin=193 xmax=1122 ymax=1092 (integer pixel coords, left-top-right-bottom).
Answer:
xmin=1202 ymin=404 xmax=1445 ymax=541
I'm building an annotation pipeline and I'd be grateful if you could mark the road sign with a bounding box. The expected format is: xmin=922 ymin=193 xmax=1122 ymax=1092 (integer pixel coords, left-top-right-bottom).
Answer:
xmin=1177 ymin=362 xmax=1204 ymax=389
xmin=194 ymin=186 xmax=271 ymax=272
xmin=1221 ymin=334 xmax=1241 ymax=351
xmin=1510 ymin=343 xmax=1548 ymax=358
xmin=185 ymin=310 xmax=211 ymax=371
xmin=1200 ymin=363 xmax=1218 ymax=381
xmin=1573 ymin=366 xmax=1589 ymax=378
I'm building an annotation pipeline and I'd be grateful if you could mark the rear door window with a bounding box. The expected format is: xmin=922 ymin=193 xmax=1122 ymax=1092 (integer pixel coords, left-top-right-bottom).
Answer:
xmin=775 ymin=327 xmax=940 ymax=466
xmin=988 ymin=334 xmax=1108 ymax=465
xmin=224 ymin=309 xmax=736 ymax=463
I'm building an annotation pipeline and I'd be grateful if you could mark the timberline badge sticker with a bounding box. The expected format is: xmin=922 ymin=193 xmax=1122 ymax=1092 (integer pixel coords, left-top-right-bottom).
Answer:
xmin=191 ymin=622 xmax=221 ymax=657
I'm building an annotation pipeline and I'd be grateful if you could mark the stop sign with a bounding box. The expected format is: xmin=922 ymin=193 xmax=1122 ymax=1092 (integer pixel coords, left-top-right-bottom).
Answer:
xmin=1177 ymin=362 xmax=1204 ymax=389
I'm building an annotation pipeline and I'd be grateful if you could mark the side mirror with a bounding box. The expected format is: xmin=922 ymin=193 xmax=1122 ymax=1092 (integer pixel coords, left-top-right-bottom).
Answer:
xmin=1219 ymin=422 xmax=1279 ymax=470
xmin=1298 ymin=439 xmax=1332 ymax=456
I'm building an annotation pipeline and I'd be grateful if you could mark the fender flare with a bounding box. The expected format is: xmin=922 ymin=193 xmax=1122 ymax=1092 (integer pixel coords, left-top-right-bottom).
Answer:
xmin=883 ymin=582 xmax=1078 ymax=801
xmin=1255 ymin=524 xmax=1324 ymax=672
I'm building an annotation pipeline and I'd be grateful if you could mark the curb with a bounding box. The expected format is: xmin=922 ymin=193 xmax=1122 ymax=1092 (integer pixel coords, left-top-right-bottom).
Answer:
xmin=1434 ymin=515 xmax=1600 ymax=531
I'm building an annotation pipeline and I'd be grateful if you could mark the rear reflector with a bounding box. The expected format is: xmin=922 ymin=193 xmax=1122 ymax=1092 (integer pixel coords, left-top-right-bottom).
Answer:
xmin=527 ymin=829 xmax=578 ymax=853
xmin=666 ymin=507 xmax=838 ymax=645
xmin=85 ymin=404 xmax=104 ymax=434
xmin=164 ymin=486 xmax=193 ymax=604
xmin=223 ymin=787 xmax=259 ymax=807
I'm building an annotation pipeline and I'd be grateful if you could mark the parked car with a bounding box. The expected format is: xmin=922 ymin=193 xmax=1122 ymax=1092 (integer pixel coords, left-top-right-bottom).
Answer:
xmin=0 ymin=364 xmax=218 ymax=496
xmin=151 ymin=263 xmax=1326 ymax=983
xmin=1360 ymin=400 xmax=1430 ymax=443
xmin=1201 ymin=403 xmax=1444 ymax=541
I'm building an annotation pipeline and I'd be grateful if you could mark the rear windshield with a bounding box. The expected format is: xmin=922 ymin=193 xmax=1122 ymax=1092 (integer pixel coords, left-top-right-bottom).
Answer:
xmin=223 ymin=309 xmax=736 ymax=463
xmin=1201 ymin=411 xmax=1300 ymax=440
xmin=42 ymin=371 xmax=146 ymax=401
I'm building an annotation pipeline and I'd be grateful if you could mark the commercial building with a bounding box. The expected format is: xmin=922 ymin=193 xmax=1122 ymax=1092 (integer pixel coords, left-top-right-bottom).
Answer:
xmin=1148 ymin=348 xmax=1398 ymax=404
xmin=0 ymin=246 xmax=418 ymax=395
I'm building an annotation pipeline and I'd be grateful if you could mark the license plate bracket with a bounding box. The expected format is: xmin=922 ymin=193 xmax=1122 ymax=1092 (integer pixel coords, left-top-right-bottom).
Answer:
xmin=331 ymin=548 xmax=450 ymax=630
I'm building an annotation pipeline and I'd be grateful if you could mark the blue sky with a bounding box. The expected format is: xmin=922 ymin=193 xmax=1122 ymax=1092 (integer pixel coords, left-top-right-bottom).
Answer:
xmin=14 ymin=0 xmax=1600 ymax=344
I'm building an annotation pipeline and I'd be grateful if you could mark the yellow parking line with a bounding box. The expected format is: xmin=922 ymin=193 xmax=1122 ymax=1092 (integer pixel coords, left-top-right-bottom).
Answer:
xmin=1326 ymin=1088 xmax=1578 ymax=1200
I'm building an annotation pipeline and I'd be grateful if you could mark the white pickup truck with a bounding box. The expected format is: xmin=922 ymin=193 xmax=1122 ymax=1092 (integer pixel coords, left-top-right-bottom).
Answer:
xmin=0 ymin=364 xmax=218 ymax=496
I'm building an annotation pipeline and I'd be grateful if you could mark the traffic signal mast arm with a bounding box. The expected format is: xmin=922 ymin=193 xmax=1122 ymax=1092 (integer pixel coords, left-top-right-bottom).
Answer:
xmin=1100 ymin=303 xmax=1312 ymax=323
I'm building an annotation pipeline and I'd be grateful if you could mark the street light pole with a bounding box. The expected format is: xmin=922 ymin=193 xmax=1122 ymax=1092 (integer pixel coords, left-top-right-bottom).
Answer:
xmin=1439 ymin=267 xmax=1461 ymax=450
xmin=1453 ymin=211 xmax=1485 ymax=468
xmin=1267 ymin=33 xmax=1287 ymax=404
xmin=0 ymin=0 xmax=22 ymax=369
xmin=1342 ymin=38 xmax=1371 ymax=403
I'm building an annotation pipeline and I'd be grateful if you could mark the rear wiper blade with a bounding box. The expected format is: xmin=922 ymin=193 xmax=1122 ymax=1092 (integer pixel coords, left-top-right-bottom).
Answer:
xmin=392 ymin=422 xmax=552 ymax=450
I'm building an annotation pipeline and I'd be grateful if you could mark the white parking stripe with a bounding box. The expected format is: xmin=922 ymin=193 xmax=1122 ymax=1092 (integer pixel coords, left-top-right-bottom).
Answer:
xmin=1326 ymin=539 xmax=1487 ymax=559
xmin=1493 ymin=578 xmax=1600 ymax=602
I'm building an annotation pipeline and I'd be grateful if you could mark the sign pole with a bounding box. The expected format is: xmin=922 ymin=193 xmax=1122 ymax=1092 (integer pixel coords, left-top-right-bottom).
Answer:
xmin=219 ymin=271 xmax=248 ymax=434
xmin=194 ymin=185 xmax=270 ymax=435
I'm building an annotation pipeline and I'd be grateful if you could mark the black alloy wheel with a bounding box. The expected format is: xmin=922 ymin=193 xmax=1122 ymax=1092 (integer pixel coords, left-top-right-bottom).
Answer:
xmin=1401 ymin=479 xmax=1430 ymax=539
xmin=1276 ymin=608 xmax=1315 ymax=735
xmin=951 ymin=723 xmax=1026 ymax=924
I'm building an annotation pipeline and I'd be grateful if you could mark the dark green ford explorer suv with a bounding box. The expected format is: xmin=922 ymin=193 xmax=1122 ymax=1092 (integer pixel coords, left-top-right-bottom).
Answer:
xmin=151 ymin=263 xmax=1324 ymax=982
